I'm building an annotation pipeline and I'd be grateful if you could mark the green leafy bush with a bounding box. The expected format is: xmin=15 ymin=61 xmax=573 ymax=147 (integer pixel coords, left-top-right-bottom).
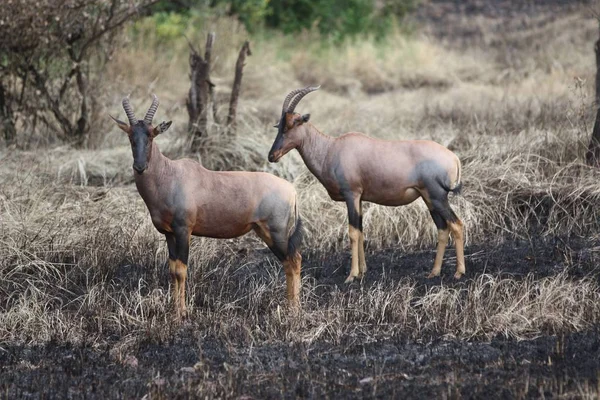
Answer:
xmin=152 ymin=12 xmax=192 ymax=40
xmin=151 ymin=0 xmax=419 ymax=39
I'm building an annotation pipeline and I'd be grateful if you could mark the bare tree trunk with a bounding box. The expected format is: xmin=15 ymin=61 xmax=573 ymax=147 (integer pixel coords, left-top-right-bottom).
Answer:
xmin=227 ymin=41 xmax=251 ymax=132
xmin=73 ymin=65 xmax=89 ymax=148
xmin=586 ymin=30 xmax=600 ymax=167
xmin=596 ymin=35 xmax=600 ymax=105
xmin=209 ymin=79 xmax=219 ymax=125
xmin=187 ymin=32 xmax=215 ymax=152
xmin=0 ymin=81 xmax=16 ymax=146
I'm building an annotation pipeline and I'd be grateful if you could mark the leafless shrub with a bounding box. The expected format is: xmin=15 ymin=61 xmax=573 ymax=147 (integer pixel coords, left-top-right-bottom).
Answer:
xmin=0 ymin=0 xmax=157 ymax=148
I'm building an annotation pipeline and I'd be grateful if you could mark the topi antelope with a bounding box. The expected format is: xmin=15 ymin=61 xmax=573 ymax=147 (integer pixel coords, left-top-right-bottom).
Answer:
xmin=268 ymin=86 xmax=465 ymax=282
xmin=111 ymin=94 xmax=303 ymax=317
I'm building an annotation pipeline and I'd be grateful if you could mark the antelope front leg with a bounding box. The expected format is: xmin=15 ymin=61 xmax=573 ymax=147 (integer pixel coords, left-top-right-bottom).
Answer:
xmin=175 ymin=260 xmax=188 ymax=316
xmin=168 ymin=259 xmax=180 ymax=309
xmin=172 ymin=229 xmax=191 ymax=318
xmin=165 ymin=234 xmax=181 ymax=317
xmin=346 ymin=225 xmax=361 ymax=283
xmin=168 ymin=260 xmax=188 ymax=317
xmin=344 ymin=192 xmax=363 ymax=283
xmin=357 ymin=202 xmax=367 ymax=277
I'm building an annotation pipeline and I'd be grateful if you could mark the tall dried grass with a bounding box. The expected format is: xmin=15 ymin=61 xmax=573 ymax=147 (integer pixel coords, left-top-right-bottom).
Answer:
xmin=2 ymin=9 xmax=600 ymax=353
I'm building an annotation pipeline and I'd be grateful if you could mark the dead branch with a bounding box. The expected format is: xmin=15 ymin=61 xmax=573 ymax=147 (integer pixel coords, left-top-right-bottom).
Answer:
xmin=227 ymin=41 xmax=252 ymax=132
xmin=187 ymin=32 xmax=215 ymax=152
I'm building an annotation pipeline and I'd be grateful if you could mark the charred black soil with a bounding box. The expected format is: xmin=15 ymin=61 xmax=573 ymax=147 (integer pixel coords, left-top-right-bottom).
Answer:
xmin=2 ymin=237 xmax=600 ymax=399
xmin=3 ymin=328 xmax=600 ymax=399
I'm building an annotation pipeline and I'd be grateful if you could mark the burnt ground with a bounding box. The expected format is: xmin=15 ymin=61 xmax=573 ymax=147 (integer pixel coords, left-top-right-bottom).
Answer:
xmin=310 ymin=235 xmax=600 ymax=286
xmin=3 ymin=2 xmax=600 ymax=399
xmin=2 ymin=236 xmax=600 ymax=399
xmin=413 ymin=0 xmax=595 ymax=51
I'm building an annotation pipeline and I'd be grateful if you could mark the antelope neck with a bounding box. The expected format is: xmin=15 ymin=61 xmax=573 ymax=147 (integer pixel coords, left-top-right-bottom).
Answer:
xmin=134 ymin=141 xmax=171 ymax=194
xmin=297 ymin=124 xmax=334 ymax=181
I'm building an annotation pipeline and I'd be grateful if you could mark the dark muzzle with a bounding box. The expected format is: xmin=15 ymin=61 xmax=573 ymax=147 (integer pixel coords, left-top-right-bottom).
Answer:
xmin=133 ymin=163 xmax=147 ymax=174
xmin=268 ymin=122 xmax=285 ymax=163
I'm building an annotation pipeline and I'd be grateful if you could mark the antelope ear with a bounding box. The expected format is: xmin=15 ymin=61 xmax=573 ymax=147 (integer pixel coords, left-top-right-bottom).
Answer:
xmin=301 ymin=114 xmax=310 ymax=123
xmin=153 ymin=121 xmax=172 ymax=136
xmin=110 ymin=115 xmax=130 ymax=134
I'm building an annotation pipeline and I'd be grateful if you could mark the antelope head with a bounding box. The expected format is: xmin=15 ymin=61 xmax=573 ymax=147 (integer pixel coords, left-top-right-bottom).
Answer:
xmin=111 ymin=94 xmax=172 ymax=174
xmin=268 ymin=85 xmax=320 ymax=163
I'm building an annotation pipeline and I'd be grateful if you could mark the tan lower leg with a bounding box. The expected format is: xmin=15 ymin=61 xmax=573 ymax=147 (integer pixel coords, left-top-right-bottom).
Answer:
xmin=428 ymin=229 xmax=450 ymax=278
xmin=168 ymin=259 xmax=179 ymax=311
xmin=345 ymin=225 xmax=361 ymax=283
xmin=358 ymin=231 xmax=367 ymax=277
xmin=283 ymin=253 xmax=302 ymax=307
xmin=449 ymin=220 xmax=465 ymax=279
xmin=176 ymin=260 xmax=188 ymax=316
xmin=169 ymin=259 xmax=187 ymax=317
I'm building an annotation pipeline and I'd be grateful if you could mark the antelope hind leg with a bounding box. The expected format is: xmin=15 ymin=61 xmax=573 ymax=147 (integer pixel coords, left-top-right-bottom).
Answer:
xmin=428 ymin=229 xmax=449 ymax=278
xmin=428 ymin=200 xmax=466 ymax=280
xmin=283 ymin=253 xmax=302 ymax=308
xmin=448 ymin=219 xmax=465 ymax=279
xmin=345 ymin=225 xmax=362 ymax=283
xmin=255 ymin=220 xmax=303 ymax=308
xmin=344 ymin=194 xmax=363 ymax=283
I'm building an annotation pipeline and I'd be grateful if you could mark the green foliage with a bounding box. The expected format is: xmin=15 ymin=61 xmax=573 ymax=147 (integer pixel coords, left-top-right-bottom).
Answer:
xmin=141 ymin=11 xmax=193 ymax=41
xmin=266 ymin=0 xmax=418 ymax=39
xmin=227 ymin=0 xmax=270 ymax=33
xmin=149 ymin=0 xmax=419 ymax=40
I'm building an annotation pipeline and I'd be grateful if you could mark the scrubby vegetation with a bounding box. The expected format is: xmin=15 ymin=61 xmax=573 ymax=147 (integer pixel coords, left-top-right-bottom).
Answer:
xmin=1 ymin=0 xmax=600 ymax=398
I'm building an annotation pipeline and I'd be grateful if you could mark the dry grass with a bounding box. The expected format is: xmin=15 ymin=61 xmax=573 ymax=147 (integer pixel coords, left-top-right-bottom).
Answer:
xmin=1 ymin=159 xmax=599 ymax=345
xmin=2 ymin=4 xmax=600 ymax=397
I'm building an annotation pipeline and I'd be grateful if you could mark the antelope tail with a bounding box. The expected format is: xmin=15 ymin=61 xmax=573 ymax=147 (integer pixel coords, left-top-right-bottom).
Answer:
xmin=287 ymin=197 xmax=303 ymax=256
xmin=450 ymin=157 xmax=462 ymax=194
xmin=440 ymin=157 xmax=462 ymax=194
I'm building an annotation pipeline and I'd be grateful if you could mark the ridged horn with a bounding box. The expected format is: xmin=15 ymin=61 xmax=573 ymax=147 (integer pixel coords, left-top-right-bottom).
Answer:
xmin=122 ymin=96 xmax=137 ymax=125
xmin=281 ymin=88 xmax=305 ymax=113
xmin=287 ymin=85 xmax=320 ymax=113
xmin=144 ymin=94 xmax=159 ymax=125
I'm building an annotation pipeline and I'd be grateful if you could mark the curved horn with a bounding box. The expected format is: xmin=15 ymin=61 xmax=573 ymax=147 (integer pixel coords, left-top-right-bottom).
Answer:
xmin=144 ymin=94 xmax=160 ymax=125
xmin=287 ymin=85 xmax=320 ymax=113
xmin=122 ymin=96 xmax=137 ymax=125
xmin=281 ymin=88 xmax=305 ymax=113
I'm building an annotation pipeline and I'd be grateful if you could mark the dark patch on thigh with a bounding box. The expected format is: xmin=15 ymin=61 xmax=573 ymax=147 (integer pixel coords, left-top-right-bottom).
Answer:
xmin=412 ymin=159 xmax=452 ymax=198
xmin=413 ymin=160 xmax=460 ymax=225
xmin=173 ymin=227 xmax=190 ymax=265
xmin=287 ymin=218 xmax=303 ymax=257
xmin=269 ymin=242 xmax=287 ymax=261
xmin=344 ymin=195 xmax=362 ymax=231
xmin=430 ymin=198 xmax=459 ymax=224
xmin=332 ymin=161 xmax=363 ymax=231
xmin=429 ymin=210 xmax=448 ymax=230
xmin=166 ymin=233 xmax=177 ymax=260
